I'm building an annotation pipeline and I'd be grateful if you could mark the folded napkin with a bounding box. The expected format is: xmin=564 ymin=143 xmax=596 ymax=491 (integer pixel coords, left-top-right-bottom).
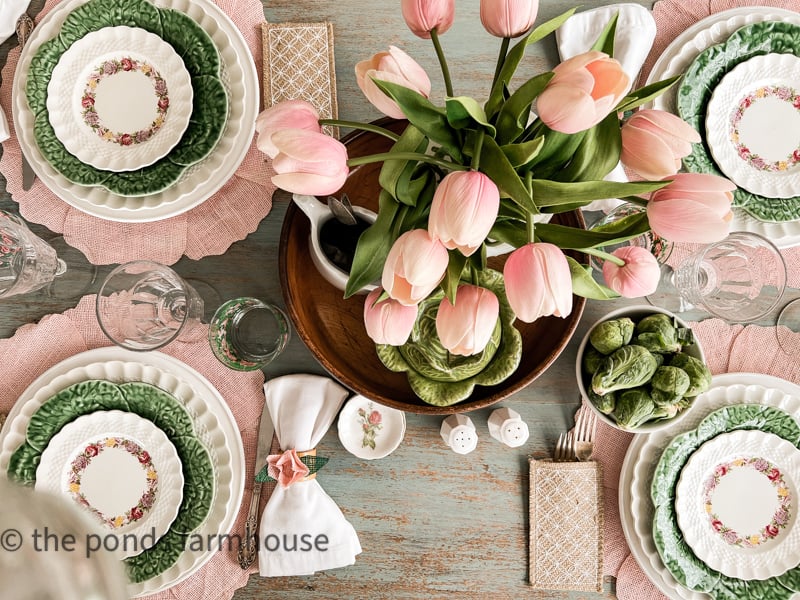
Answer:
xmin=556 ymin=4 xmax=656 ymax=213
xmin=258 ymin=374 xmax=362 ymax=576
xmin=0 ymin=0 xmax=30 ymax=143
xmin=529 ymin=458 xmax=604 ymax=592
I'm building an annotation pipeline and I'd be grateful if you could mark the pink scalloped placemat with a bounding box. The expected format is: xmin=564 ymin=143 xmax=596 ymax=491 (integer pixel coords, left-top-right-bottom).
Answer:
xmin=0 ymin=0 xmax=275 ymax=266
xmin=0 ymin=294 xmax=266 ymax=600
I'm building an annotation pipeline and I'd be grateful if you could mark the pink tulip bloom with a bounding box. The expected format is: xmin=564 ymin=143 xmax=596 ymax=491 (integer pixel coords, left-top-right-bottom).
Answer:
xmin=270 ymin=129 xmax=349 ymax=196
xmin=428 ymin=171 xmax=500 ymax=256
xmin=363 ymin=288 xmax=419 ymax=345
xmin=647 ymin=173 xmax=735 ymax=243
xmin=436 ymin=284 xmax=500 ymax=356
xmin=602 ymin=246 xmax=661 ymax=298
xmin=620 ymin=110 xmax=701 ymax=180
xmin=401 ymin=0 xmax=455 ymax=38
xmin=382 ymin=229 xmax=449 ymax=306
xmin=255 ymin=100 xmax=322 ymax=159
xmin=480 ymin=0 xmax=539 ymax=38
xmin=266 ymin=449 xmax=310 ymax=488
xmin=503 ymin=242 xmax=573 ymax=322
xmin=355 ymin=46 xmax=432 ymax=119
xmin=537 ymin=51 xmax=630 ymax=134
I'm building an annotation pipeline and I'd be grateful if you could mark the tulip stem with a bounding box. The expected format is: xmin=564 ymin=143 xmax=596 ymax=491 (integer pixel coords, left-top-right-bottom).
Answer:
xmin=430 ymin=28 xmax=454 ymax=97
xmin=492 ymin=38 xmax=510 ymax=88
xmin=472 ymin=129 xmax=485 ymax=170
xmin=579 ymin=246 xmax=626 ymax=267
xmin=319 ymin=119 xmax=401 ymax=142
xmin=347 ymin=151 xmax=469 ymax=171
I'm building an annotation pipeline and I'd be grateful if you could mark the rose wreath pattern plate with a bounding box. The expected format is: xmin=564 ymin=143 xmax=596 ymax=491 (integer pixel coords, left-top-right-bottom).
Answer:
xmin=46 ymin=26 xmax=193 ymax=172
xmin=35 ymin=410 xmax=184 ymax=559
xmin=675 ymin=429 xmax=800 ymax=581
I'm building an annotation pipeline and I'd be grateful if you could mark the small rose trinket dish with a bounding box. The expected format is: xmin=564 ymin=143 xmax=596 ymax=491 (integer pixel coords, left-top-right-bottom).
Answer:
xmin=337 ymin=395 xmax=406 ymax=459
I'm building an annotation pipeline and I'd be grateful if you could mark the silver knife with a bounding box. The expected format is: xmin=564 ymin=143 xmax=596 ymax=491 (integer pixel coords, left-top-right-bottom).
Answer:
xmin=237 ymin=396 xmax=275 ymax=569
xmin=15 ymin=13 xmax=36 ymax=191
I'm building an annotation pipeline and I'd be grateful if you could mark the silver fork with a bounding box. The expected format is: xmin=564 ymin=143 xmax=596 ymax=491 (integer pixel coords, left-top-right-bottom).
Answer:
xmin=573 ymin=406 xmax=598 ymax=462
xmin=553 ymin=430 xmax=574 ymax=462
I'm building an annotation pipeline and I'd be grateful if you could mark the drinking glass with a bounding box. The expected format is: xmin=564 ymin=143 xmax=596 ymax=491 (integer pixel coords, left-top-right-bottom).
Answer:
xmin=208 ymin=297 xmax=290 ymax=370
xmin=668 ymin=232 xmax=787 ymax=323
xmin=96 ymin=260 xmax=204 ymax=350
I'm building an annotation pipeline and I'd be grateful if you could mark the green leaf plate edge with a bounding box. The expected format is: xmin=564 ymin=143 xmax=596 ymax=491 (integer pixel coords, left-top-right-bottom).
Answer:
xmin=676 ymin=20 xmax=800 ymax=223
xmin=27 ymin=0 xmax=227 ymax=197
xmin=650 ymin=403 xmax=800 ymax=599
xmin=5 ymin=379 xmax=214 ymax=585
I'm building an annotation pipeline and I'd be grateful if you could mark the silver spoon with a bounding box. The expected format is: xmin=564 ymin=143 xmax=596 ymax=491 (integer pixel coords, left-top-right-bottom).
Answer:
xmin=327 ymin=193 xmax=357 ymax=225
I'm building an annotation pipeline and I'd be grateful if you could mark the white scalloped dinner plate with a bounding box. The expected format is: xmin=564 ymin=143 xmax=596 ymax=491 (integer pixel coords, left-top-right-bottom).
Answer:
xmin=0 ymin=348 xmax=244 ymax=598
xmin=675 ymin=429 xmax=800 ymax=581
xmin=619 ymin=373 xmax=800 ymax=600
xmin=12 ymin=0 xmax=258 ymax=222
xmin=47 ymin=26 xmax=193 ymax=172
xmin=706 ymin=54 xmax=800 ymax=200
xmin=35 ymin=410 xmax=184 ymax=559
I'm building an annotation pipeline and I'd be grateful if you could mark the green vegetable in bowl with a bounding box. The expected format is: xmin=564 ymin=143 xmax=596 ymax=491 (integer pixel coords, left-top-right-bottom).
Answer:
xmin=591 ymin=344 xmax=659 ymax=396
xmin=634 ymin=313 xmax=682 ymax=353
xmin=582 ymin=346 xmax=605 ymax=375
xmin=651 ymin=366 xmax=691 ymax=403
xmin=669 ymin=352 xmax=712 ymax=397
xmin=614 ymin=387 xmax=656 ymax=429
xmin=589 ymin=317 xmax=634 ymax=355
xmin=589 ymin=388 xmax=616 ymax=414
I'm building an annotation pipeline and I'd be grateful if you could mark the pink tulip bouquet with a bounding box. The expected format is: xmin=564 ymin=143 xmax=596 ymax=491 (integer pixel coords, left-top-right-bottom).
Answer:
xmin=257 ymin=0 xmax=734 ymax=406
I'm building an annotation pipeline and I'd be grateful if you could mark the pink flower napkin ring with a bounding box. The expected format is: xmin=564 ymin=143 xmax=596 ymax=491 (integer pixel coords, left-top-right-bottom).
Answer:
xmin=256 ymin=448 xmax=329 ymax=488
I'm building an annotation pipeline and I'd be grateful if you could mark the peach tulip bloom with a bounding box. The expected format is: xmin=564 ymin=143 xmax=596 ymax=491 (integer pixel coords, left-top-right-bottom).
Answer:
xmin=602 ymin=246 xmax=661 ymax=298
xmin=436 ymin=284 xmax=500 ymax=356
xmin=537 ymin=51 xmax=630 ymax=134
xmin=355 ymin=46 xmax=432 ymax=119
xmin=647 ymin=173 xmax=735 ymax=243
xmin=363 ymin=288 xmax=419 ymax=346
xmin=503 ymin=242 xmax=573 ymax=322
xmin=428 ymin=171 xmax=500 ymax=256
xmin=255 ymin=100 xmax=321 ymax=159
xmin=480 ymin=0 xmax=539 ymax=38
xmin=382 ymin=229 xmax=449 ymax=306
xmin=620 ymin=110 xmax=701 ymax=180
xmin=270 ymin=129 xmax=349 ymax=196
xmin=401 ymin=0 xmax=455 ymax=38
xmin=266 ymin=449 xmax=309 ymax=488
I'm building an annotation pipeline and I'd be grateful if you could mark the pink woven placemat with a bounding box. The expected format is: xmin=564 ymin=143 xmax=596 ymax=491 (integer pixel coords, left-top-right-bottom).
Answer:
xmin=0 ymin=295 xmax=266 ymax=600
xmin=0 ymin=0 xmax=275 ymax=266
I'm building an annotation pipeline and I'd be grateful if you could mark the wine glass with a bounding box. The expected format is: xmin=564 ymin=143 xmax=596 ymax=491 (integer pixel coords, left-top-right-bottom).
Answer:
xmin=655 ymin=232 xmax=787 ymax=323
xmin=0 ymin=210 xmax=96 ymax=299
xmin=96 ymin=260 xmax=205 ymax=350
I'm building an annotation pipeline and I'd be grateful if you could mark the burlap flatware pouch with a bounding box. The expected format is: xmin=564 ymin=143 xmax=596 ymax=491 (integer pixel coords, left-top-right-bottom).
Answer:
xmin=529 ymin=458 xmax=604 ymax=592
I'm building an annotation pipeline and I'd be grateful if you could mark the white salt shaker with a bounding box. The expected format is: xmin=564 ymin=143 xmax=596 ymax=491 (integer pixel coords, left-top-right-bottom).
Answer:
xmin=440 ymin=414 xmax=478 ymax=454
xmin=488 ymin=407 xmax=529 ymax=448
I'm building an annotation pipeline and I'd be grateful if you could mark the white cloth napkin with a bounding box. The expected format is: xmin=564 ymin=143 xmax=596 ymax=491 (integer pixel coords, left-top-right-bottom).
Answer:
xmin=258 ymin=374 xmax=362 ymax=576
xmin=556 ymin=3 xmax=656 ymax=213
xmin=0 ymin=1 xmax=30 ymax=143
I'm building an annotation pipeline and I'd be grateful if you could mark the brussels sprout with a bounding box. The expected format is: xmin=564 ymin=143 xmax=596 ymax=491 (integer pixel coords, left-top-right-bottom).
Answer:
xmin=651 ymin=386 xmax=682 ymax=407
xmin=651 ymin=366 xmax=691 ymax=400
xmin=588 ymin=388 xmax=616 ymax=415
xmin=669 ymin=353 xmax=712 ymax=397
xmin=614 ymin=387 xmax=656 ymax=429
xmin=591 ymin=345 xmax=659 ymax=396
xmin=651 ymin=402 xmax=680 ymax=421
xmin=634 ymin=314 xmax=681 ymax=353
xmin=583 ymin=347 xmax=605 ymax=375
xmin=652 ymin=352 xmax=665 ymax=368
xmin=589 ymin=318 xmax=634 ymax=355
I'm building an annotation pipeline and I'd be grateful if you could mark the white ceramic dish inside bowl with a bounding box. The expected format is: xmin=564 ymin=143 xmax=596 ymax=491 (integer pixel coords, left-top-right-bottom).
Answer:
xmin=575 ymin=305 xmax=706 ymax=434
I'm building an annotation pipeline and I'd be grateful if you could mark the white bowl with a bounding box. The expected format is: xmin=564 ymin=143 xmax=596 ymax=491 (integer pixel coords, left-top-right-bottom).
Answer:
xmin=575 ymin=305 xmax=706 ymax=433
xmin=337 ymin=395 xmax=406 ymax=459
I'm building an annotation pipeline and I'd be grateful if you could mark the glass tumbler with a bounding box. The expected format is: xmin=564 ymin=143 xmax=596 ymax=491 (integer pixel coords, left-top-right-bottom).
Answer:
xmin=208 ymin=297 xmax=290 ymax=370
xmin=0 ymin=210 xmax=64 ymax=298
xmin=673 ymin=232 xmax=787 ymax=323
xmin=96 ymin=260 xmax=204 ymax=350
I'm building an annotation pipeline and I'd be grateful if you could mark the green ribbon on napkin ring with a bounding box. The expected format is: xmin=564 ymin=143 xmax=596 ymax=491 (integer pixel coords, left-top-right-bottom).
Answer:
xmin=256 ymin=448 xmax=329 ymax=486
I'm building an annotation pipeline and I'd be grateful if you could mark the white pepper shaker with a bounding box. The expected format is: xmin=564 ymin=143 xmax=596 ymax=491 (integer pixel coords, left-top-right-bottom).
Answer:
xmin=440 ymin=414 xmax=478 ymax=454
xmin=487 ymin=407 xmax=529 ymax=448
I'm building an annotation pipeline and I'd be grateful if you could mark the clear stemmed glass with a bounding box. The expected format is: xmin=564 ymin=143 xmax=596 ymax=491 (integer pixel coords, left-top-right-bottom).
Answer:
xmin=653 ymin=232 xmax=787 ymax=323
xmin=0 ymin=210 xmax=97 ymax=299
xmin=96 ymin=260 xmax=205 ymax=350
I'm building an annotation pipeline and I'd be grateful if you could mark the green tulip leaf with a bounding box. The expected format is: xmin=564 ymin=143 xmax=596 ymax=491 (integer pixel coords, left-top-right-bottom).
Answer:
xmin=445 ymin=96 xmax=496 ymax=136
xmin=566 ymin=256 xmax=620 ymax=300
xmin=371 ymin=79 xmax=463 ymax=161
xmin=442 ymin=251 xmax=469 ymax=304
xmin=486 ymin=7 xmax=577 ymax=117
xmin=553 ymin=111 xmax=621 ymax=182
xmin=616 ymin=76 xmax=681 ymax=113
xmin=590 ymin=12 xmax=619 ymax=56
xmin=525 ymin=125 xmax=586 ymax=178
xmin=531 ymin=179 xmax=668 ymax=209
xmin=535 ymin=216 xmax=649 ymax=250
xmin=496 ymin=73 xmax=553 ymax=144
xmin=488 ymin=220 xmax=529 ymax=248
xmin=479 ymin=135 xmax=537 ymax=213
xmin=378 ymin=124 xmax=430 ymax=206
xmin=501 ymin=136 xmax=545 ymax=168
